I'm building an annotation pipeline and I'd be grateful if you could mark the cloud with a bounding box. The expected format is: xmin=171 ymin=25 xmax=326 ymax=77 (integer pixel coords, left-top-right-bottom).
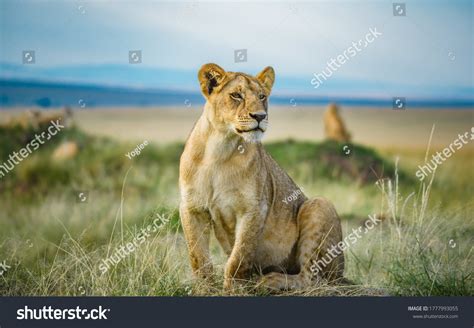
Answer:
xmin=0 ymin=0 xmax=472 ymax=93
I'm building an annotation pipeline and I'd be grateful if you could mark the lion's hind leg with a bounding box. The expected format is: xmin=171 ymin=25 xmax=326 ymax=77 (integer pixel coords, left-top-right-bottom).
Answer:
xmin=297 ymin=197 xmax=345 ymax=283
xmin=258 ymin=197 xmax=344 ymax=291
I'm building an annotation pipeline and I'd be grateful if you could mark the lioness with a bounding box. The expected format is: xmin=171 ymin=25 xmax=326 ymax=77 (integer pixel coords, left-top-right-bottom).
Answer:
xmin=179 ymin=63 xmax=344 ymax=291
xmin=324 ymin=103 xmax=351 ymax=143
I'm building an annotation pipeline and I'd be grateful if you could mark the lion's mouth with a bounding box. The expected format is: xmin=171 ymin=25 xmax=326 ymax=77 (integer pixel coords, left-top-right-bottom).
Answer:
xmin=236 ymin=127 xmax=265 ymax=133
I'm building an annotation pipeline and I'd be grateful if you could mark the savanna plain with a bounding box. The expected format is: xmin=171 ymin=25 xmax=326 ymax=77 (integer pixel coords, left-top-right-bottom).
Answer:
xmin=0 ymin=106 xmax=472 ymax=296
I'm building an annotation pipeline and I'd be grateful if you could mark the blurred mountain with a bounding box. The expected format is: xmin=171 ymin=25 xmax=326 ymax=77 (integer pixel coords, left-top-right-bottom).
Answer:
xmin=0 ymin=63 xmax=473 ymax=108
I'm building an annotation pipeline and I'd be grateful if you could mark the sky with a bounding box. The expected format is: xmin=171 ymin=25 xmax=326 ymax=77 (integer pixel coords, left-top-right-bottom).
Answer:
xmin=0 ymin=0 xmax=473 ymax=99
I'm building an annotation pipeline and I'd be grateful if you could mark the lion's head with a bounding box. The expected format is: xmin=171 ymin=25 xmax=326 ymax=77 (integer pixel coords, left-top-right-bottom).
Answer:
xmin=198 ymin=63 xmax=275 ymax=143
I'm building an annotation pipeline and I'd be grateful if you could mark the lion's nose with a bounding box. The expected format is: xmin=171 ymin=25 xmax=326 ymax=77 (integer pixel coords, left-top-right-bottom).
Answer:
xmin=249 ymin=112 xmax=267 ymax=123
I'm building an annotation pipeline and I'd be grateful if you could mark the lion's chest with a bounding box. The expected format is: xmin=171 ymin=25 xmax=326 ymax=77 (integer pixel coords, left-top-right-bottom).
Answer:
xmin=191 ymin=162 xmax=257 ymax=217
xmin=182 ymin=153 xmax=299 ymax=270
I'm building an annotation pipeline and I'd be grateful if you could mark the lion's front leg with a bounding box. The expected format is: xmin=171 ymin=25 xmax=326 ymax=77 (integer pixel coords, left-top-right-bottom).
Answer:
xmin=180 ymin=205 xmax=213 ymax=280
xmin=224 ymin=213 xmax=264 ymax=291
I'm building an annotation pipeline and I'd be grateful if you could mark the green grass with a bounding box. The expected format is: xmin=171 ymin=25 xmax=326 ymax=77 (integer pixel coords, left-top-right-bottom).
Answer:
xmin=0 ymin=126 xmax=472 ymax=296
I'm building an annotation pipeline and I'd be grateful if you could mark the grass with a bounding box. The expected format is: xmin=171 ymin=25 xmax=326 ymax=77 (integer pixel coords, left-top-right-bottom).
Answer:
xmin=0 ymin=125 xmax=472 ymax=296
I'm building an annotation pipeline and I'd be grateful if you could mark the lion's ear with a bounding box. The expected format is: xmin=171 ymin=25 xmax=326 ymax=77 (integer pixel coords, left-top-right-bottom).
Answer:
xmin=256 ymin=66 xmax=275 ymax=94
xmin=198 ymin=63 xmax=227 ymax=98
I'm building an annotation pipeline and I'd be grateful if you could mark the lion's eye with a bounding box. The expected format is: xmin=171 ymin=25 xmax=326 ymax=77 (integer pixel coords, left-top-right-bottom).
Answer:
xmin=230 ymin=92 xmax=242 ymax=100
xmin=259 ymin=94 xmax=266 ymax=101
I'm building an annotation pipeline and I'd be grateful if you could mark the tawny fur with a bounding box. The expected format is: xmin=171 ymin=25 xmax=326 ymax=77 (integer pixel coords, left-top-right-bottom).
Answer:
xmin=324 ymin=103 xmax=351 ymax=142
xmin=179 ymin=63 xmax=344 ymax=291
xmin=52 ymin=141 xmax=79 ymax=162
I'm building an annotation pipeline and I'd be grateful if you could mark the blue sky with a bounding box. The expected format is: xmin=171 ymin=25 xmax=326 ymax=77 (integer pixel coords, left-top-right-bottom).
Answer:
xmin=0 ymin=0 xmax=472 ymax=99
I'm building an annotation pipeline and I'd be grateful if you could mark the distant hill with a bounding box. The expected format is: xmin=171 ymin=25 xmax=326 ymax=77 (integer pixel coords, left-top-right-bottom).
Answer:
xmin=0 ymin=79 xmax=203 ymax=108
xmin=1 ymin=78 xmax=473 ymax=109
xmin=0 ymin=62 xmax=473 ymax=108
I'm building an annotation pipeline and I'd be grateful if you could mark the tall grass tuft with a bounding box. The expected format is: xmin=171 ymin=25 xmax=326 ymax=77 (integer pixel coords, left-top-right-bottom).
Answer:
xmin=347 ymin=159 xmax=473 ymax=296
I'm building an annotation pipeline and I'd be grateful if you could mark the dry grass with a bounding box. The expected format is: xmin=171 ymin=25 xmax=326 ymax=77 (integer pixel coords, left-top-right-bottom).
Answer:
xmin=0 ymin=109 xmax=472 ymax=296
